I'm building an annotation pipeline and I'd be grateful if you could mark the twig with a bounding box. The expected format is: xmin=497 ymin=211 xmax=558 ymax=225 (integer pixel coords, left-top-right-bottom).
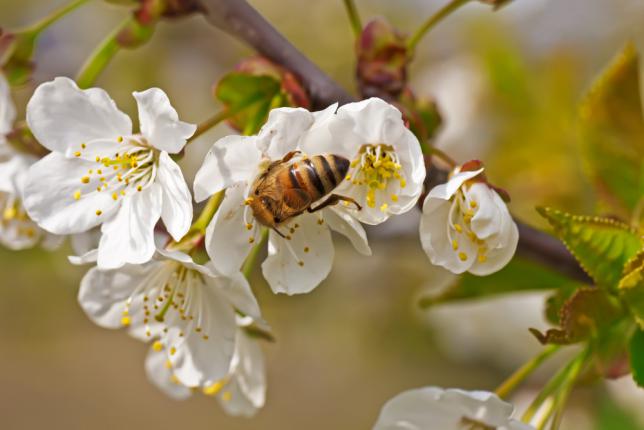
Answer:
xmin=196 ymin=0 xmax=591 ymax=284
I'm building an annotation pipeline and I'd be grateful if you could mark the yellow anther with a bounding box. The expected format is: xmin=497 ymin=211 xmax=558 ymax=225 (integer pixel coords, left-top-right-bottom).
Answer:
xmin=345 ymin=174 xmax=351 ymax=181
xmin=137 ymin=185 xmax=142 ymax=192
xmin=95 ymin=210 xmax=102 ymax=216
xmin=304 ymin=247 xmax=310 ymax=253
xmin=73 ymin=190 xmax=81 ymax=200
xmin=117 ymin=136 xmax=123 ymax=143
xmin=152 ymin=341 xmax=163 ymax=352
xmin=204 ymin=380 xmax=225 ymax=396
xmin=244 ymin=197 xmax=254 ymax=205
xmin=97 ymin=169 xmax=102 ymax=175
xmin=478 ymin=254 xmax=488 ymax=263
xmin=112 ymin=193 xmax=118 ymax=201
xmin=74 ymin=151 xmax=81 ymax=157
xmin=3 ymin=207 xmax=16 ymax=220
xmin=120 ymin=316 xmax=131 ymax=326
xmin=81 ymin=143 xmax=86 ymax=149
xmin=380 ymin=203 xmax=388 ymax=212
xmin=95 ymin=156 xmax=100 ymax=162
xmin=246 ymin=223 xmax=253 ymax=230
xmin=458 ymin=252 xmax=468 ymax=261
xmin=317 ymin=219 xmax=324 ymax=225
xmin=298 ymin=261 xmax=304 ymax=267
xmin=170 ymin=347 xmax=177 ymax=356
xmin=248 ymin=237 xmax=255 ymax=244
xmin=202 ymin=335 xmax=209 ymax=340
xmin=164 ymin=360 xmax=172 ymax=369
xmin=400 ymin=178 xmax=407 ymax=188
xmin=391 ymin=194 xmax=399 ymax=202
xmin=454 ymin=224 xmax=463 ymax=233
xmin=470 ymin=200 xmax=478 ymax=208
xmin=452 ymin=240 xmax=458 ymax=250
xmin=81 ymin=176 xmax=90 ymax=184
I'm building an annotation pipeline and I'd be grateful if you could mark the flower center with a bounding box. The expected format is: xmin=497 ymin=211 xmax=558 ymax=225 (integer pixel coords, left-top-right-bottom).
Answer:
xmin=121 ymin=262 xmax=214 ymax=343
xmin=203 ymin=376 xmax=234 ymax=402
xmin=448 ymin=190 xmax=487 ymax=264
xmin=347 ymin=144 xmax=405 ymax=212
xmin=0 ymin=193 xmax=37 ymax=238
xmin=71 ymin=136 xmax=158 ymax=215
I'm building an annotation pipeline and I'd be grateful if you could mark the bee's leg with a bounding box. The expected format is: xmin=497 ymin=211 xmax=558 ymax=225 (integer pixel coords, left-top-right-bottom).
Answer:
xmin=271 ymin=227 xmax=287 ymax=238
xmin=308 ymin=194 xmax=362 ymax=213
xmin=281 ymin=150 xmax=302 ymax=163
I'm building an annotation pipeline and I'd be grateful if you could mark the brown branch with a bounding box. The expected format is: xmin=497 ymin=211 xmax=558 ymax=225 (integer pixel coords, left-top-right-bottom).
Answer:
xmin=197 ymin=0 xmax=591 ymax=284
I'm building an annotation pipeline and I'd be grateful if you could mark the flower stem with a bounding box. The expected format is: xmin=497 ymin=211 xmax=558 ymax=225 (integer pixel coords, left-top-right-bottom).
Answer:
xmin=342 ymin=0 xmax=363 ymax=37
xmin=547 ymin=349 xmax=588 ymax=430
xmin=191 ymin=191 xmax=225 ymax=233
xmin=75 ymin=16 xmax=132 ymax=88
xmin=188 ymin=109 xmax=233 ymax=143
xmin=521 ymin=347 xmax=589 ymax=424
xmin=26 ymin=0 xmax=90 ymax=35
xmin=407 ymin=0 xmax=472 ymax=52
xmin=495 ymin=345 xmax=560 ymax=399
xmin=427 ymin=146 xmax=457 ymax=168
xmin=242 ymin=228 xmax=269 ymax=279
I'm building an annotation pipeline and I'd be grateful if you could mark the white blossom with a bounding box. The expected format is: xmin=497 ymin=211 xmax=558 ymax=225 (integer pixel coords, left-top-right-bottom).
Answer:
xmin=23 ymin=77 xmax=196 ymax=269
xmin=146 ymin=316 xmax=266 ymax=417
xmin=193 ymin=106 xmax=371 ymax=295
xmin=420 ymin=164 xmax=518 ymax=275
xmin=78 ymin=249 xmax=260 ymax=388
xmin=300 ymin=97 xmax=425 ymax=225
xmin=0 ymin=73 xmax=59 ymax=250
xmin=373 ymin=386 xmax=533 ymax=430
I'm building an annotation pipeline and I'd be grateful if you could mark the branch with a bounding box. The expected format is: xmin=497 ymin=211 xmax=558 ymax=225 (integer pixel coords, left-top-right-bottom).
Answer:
xmin=197 ymin=0 xmax=591 ymax=284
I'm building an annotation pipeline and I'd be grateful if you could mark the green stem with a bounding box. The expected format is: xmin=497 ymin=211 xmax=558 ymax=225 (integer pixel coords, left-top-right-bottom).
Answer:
xmin=342 ymin=0 xmax=363 ymax=36
xmin=407 ymin=0 xmax=472 ymax=52
xmin=242 ymin=228 xmax=269 ymax=279
xmin=191 ymin=191 xmax=225 ymax=233
xmin=495 ymin=345 xmax=560 ymax=399
xmin=521 ymin=347 xmax=589 ymax=423
xmin=75 ymin=16 xmax=133 ymax=88
xmin=548 ymin=350 xmax=588 ymax=430
xmin=26 ymin=0 xmax=90 ymax=35
xmin=188 ymin=109 xmax=234 ymax=143
xmin=427 ymin=145 xmax=458 ymax=168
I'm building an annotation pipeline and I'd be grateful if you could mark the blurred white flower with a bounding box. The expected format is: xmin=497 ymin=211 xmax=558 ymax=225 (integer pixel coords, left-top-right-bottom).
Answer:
xmin=23 ymin=77 xmax=196 ymax=269
xmin=146 ymin=316 xmax=266 ymax=417
xmin=420 ymin=163 xmax=518 ymax=275
xmin=300 ymin=97 xmax=425 ymax=225
xmin=194 ymin=106 xmax=371 ymax=295
xmin=0 ymin=73 xmax=59 ymax=250
xmin=373 ymin=386 xmax=533 ymax=430
xmin=78 ymin=248 xmax=260 ymax=388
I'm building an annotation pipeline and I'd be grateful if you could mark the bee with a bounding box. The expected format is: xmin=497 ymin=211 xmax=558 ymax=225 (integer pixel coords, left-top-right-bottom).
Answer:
xmin=249 ymin=151 xmax=361 ymax=237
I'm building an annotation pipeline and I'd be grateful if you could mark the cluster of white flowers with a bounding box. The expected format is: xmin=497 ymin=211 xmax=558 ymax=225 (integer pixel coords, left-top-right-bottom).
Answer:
xmin=1 ymin=75 xmax=520 ymax=418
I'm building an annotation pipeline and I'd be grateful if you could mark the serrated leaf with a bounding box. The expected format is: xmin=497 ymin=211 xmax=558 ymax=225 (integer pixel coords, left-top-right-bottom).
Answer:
xmin=418 ymin=257 xmax=578 ymax=308
xmin=619 ymin=250 xmax=644 ymax=328
xmin=628 ymin=327 xmax=644 ymax=388
xmin=579 ymin=42 xmax=644 ymax=216
xmin=538 ymin=207 xmax=643 ymax=288
xmin=214 ymin=73 xmax=282 ymax=135
xmin=530 ymin=287 xmax=623 ymax=345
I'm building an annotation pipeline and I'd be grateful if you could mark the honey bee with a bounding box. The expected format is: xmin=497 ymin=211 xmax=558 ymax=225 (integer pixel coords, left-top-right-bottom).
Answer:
xmin=249 ymin=151 xmax=361 ymax=237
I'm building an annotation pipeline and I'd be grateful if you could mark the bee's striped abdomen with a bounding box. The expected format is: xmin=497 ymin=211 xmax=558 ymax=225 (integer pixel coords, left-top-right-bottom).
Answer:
xmin=287 ymin=154 xmax=350 ymax=202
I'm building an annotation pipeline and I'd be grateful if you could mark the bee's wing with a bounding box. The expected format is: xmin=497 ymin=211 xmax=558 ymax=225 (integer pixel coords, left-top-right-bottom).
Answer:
xmin=282 ymin=188 xmax=312 ymax=212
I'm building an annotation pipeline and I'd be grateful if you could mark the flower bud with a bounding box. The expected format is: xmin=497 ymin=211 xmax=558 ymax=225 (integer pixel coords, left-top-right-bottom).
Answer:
xmin=396 ymin=87 xmax=442 ymax=143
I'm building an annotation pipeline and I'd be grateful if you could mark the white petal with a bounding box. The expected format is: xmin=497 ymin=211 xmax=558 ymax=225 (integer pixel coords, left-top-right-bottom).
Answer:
xmin=336 ymin=97 xmax=405 ymax=144
xmin=205 ymin=184 xmax=259 ymax=275
xmin=262 ymin=213 xmax=334 ymax=295
xmin=324 ymin=207 xmax=371 ymax=256
xmin=165 ymin=286 xmax=236 ymax=387
xmin=465 ymin=183 xmax=504 ymax=241
xmin=23 ymin=152 xmax=120 ymax=234
xmin=133 ymin=88 xmax=196 ymax=154
xmin=300 ymin=112 xmax=361 ymax=159
xmin=393 ymin=129 xmax=425 ymax=203
xmin=0 ymin=154 xmax=30 ymax=193
xmin=0 ymin=73 xmax=16 ymax=135
xmin=144 ymin=346 xmax=192 ymax=400
xmin=156 ymin=152 xmax=192 ymax=241
xmin=425 ymin=168 xmax=485 ymax=203
xmin=69 ymin=229 xmax=101 ymax=257
xmin=469 ymin=221 xmax=519 ymax=276
xmin=257 ymin=107 xmax=314 ymax=159
xmin=26 ymin=77 xmax=132 ymax=153
xmin=97 ymin=183 xmax=162 ymax=269
xmin=193 ymin=135 xmax=262 ymax=202
xmin=208 ymin=271 xmax=261 ymax=320
xmin=77 ymin=263 xmax=163 ymax=340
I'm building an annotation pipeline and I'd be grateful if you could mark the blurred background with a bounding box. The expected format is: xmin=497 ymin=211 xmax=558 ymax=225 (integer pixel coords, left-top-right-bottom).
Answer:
xmin=1 ymin=0 xmax=644 ymax=428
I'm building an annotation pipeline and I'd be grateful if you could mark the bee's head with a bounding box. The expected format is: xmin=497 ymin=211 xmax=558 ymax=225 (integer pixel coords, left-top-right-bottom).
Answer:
xmin=250 ymin=195 xmax=281 ymax=227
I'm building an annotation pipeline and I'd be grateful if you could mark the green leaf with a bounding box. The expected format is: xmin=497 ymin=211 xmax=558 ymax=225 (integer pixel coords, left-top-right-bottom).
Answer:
xmin=628 ymin=327 xmax=644 ymax=387
xmin=530 ymin=287 xmax=623 ymax=345
xmin=418 ymin=257 xmax=579 ymax=308
xmin=214 ymin=72 xmax=282 ymax=135
xmin=537 ymin=207 xmax=643 ymax=289
xmin=579 ymin=42 xmax=644 ymax=217
xmin=619 ymin=250 xmax=644 ymax=328
xmin=596 ymin=393 xmax=643 ymax=430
